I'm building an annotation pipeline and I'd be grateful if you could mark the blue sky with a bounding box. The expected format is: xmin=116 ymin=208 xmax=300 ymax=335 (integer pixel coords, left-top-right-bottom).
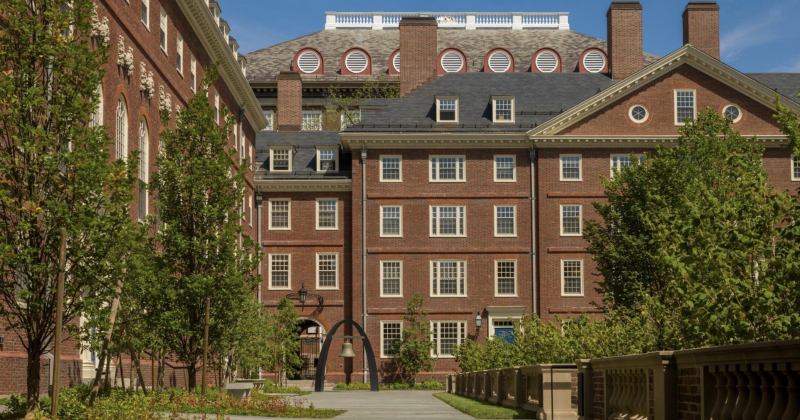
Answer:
xmin=221 ymin=0 xmax=800 ymax=73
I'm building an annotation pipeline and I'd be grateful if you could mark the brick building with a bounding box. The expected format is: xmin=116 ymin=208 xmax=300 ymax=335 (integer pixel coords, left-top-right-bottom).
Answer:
xmin=0 ymin=0 xmax=267 ymax=397
xmin=250 ymin=3 xmax=800 ymax=384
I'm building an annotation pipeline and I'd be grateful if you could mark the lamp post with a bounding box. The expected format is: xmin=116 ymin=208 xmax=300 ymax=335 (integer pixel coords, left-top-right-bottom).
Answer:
xmin=299 ymin=284 xmax=307 ymax=304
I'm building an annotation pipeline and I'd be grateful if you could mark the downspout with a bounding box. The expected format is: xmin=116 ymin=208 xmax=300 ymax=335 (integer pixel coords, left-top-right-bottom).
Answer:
xmin=360 ymin=149 xmax=368 ymax=383
xmin=529 ymin=149 xmax=538 ymax=316
xmin=239 ymin=109 xmax=245 ymax=248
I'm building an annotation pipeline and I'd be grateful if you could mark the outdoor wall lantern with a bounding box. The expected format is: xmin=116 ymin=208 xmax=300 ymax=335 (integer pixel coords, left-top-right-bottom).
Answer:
xmin=286 ymin=283 xmax=323 ymax=309
xmin=299 ymin=284 xmax=307 ymax=304
xmin=475 ymin=313 xmax=483 ymax=328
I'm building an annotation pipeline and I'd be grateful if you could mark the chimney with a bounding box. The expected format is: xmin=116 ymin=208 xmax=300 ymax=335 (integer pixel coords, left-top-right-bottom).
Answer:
xmin=276 ymin=71 xmax=302 ymax=131
xmin=399 ymin=17 xmax=438 ymax=97
xmin=683 ymin=2 xmax=720 ymax=59
xmin=606 ymin=1 xmax=643 ymax=80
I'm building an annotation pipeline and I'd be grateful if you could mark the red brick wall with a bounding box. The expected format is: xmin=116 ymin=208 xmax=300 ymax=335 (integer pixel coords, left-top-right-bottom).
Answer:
xmin=399 ymin=17 xmax=438 ymax=97
xmin=678 ymin=367 xmax=702 ymax=420
xmin=683 ymin=2 xmax=720 ymax=60
xmin=606 ymin=1 xmax=643 ymax=80
xmin=276 ymin=72 xmax=302 ymax=131
xmin=593 ymin=370 xmax=605 ymax=420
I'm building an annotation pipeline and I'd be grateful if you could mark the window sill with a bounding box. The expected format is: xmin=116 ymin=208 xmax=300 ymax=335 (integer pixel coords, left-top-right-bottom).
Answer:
xmin=268 ymin=227 xmax=292 ymax=231
xmin=494 ymin=179 xmax=517 ymax=183
xmin=379 ymin=179 xmax=403 ymax=183
xmin=560 ymin=293 xmax=585 ymax=298
xmin=317 ymin=286 xmax=339 ymax=291
xmin=379 ymin=295 xmax=403 ymax=299
xmin=494 ymin=294 xmax=519 ymax=298
xmin=560 ymin=233 xmax=582 ymax=237
xmin=316 ymin=227 xmax=339 ymax=231
xmin=268 ymin=287 xmax=292 ymax=291
xmin=142 ymin=22 xmax=150 ymax=32
xmin=161 ymin=47 xmax=168 ymax=56
xmin=379 ymin=235 xmax=403 ymax=238
xmin=430 ymin=235 xmax=467 ymax=238
xmin=559 ymin=179 xmax=583 ymax=182
xmin=429 ymin=180 xmax=466 ymax=183
xmin=430 ymin=295 xmax=468 ymax=298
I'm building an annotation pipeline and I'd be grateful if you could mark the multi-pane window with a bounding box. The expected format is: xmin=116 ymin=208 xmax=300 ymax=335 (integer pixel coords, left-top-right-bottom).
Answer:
xmin=430 ymin=156 xmax=465 ymax=181
xmin=269 ymin=254 xmax=290 ymax=290
xmin=214 ymin=93 xmax=220 ymax=124
xmin=340 ymin=110 xmax=361 ymax=130
xmin=141 ymin=0 xmax=149 ymax=28
xmin=263 ymin=111 xmax=274 ymax=131
xmin=302 ymin=111 xmax=322 ymax=131
xmin=431 ymin=321 xmax=466 ymax=356
xmin=496 ymin=260 xmax=516 ymax=296
xmin=381 ymin=261 xmax=402 ymax=297
xmin=176 ymin=33 xmax=183 ymax=74
xmin=495 ymin=206 xmax=516 ymax=236
xmin=437 ymin=98 xmax=457 ymax=122
xmin=270 ymin=148 xmax=291 ymax=171
xmin=380 ymin=156 xmax=402 ymax=181
xmin=382 ymin=321 xmax=402 ymax=357
xmin=562 ymin=259 xmax=583 ymax=296
xmin=317 ymin=253 xmax=338 ymax=289
xmin=431 ymin=261 xmax=466 ymax=296
xmin=494 ymin=155 xmax=515 ymax=181
xmin=316 ymin=199 xmax=338 ymax=230
xmin=115 ymin=95 xmax=127 ymax=160
xmin=430 ymin=206 xmax=465 ymax=237
xmin=611 ymin=154 xmax=643 ymax=176
xmin=494 ymin=98 xmax=513 ymax=122
xmin=317 ymin=148 xmax=337 ymax=172
xmin=190 ymin=55 xmax=196 ymax=92
xmin=138 ymin=118 xmax=148 ymax=221
xmin=381 ymin=206 xmax=402 ymax=237
xmin=560 ymin=154 xmax=581 ymax=181
xmin=793 ymin=155 xmax=800 ymax=181
xmin=675 ymin=90 xmax=696 ymax=124
xmin=159 ymin=8 xmax=167 ymax=53
xmin=561 ymin=205 xmax=581 ymax=236
xmin=90 ymin=84 xmax=103 ymax=128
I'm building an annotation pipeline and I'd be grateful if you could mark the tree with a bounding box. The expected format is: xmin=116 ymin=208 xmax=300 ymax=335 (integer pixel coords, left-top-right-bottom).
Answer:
xmin=0 ymin=0 xmax=142 ymax=413
xmin=148 ymin=66 xmax=261 ymax=390
xmin=321 ymin=77 xmax=399 ymax=131
xmin=391 ymin=293 xmax=434 ymax=384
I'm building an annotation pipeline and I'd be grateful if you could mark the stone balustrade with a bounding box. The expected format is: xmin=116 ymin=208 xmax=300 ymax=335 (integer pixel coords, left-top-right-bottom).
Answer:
xmin=324 ymin=12 xmax=570 ymax=30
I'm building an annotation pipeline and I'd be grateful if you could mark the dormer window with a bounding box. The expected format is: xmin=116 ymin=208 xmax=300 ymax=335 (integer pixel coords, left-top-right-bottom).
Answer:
xmin=492 ymin=96 xmax=515 ymax=123
xmin=317 ymin=147 xmax=339 ymax=172
xmin=436 ymin=96 xmax=458 ymax=123
xmin=270 ymin=147 xmax=292 ymax=172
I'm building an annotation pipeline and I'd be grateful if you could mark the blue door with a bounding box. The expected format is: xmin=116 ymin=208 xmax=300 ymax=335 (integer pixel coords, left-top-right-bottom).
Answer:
xmin=494 ymin=328 xmax=515 ymax=343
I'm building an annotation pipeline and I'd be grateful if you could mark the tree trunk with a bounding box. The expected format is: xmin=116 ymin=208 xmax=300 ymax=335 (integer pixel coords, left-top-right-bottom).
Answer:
xmin=103 ymin=351 xmax=111 ymax=392
xmin=25 ymin=349 xmax=42 ymax=415
xmin=157 ymin=351 xmax=165 ymax=391
xmin=187 ymin=363 xmax=197 ymax=391
xmin=116 ymin=355 xmax=124 ymax=388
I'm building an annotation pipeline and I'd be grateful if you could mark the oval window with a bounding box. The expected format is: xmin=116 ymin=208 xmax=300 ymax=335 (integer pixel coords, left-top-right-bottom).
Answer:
xmin=723 ymin=104 xmax=742 ymax=123
xmin=629 ymin=105 xmax=648 ymax=123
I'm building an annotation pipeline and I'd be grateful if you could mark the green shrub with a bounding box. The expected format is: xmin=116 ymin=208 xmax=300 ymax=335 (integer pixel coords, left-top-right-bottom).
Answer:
xmin=332 ymin=379 xmax=445 ymax=391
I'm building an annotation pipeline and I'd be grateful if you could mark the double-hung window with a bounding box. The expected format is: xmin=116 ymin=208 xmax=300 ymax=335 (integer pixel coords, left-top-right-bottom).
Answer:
xmin=793 ymin=155 xmax=800 ymax=181
xmin=316 ymin=253 xmax=338 ymax=290
xmin=381 ymin=321 xmax=402 ymax=358
xmin=141 ymin=0 xmax=149 ymax=28
xmin=494 ymin=155 xmax=516 ymax=181
xmin=317 ymin=147 xmax=338 ymax=172
xmin=431 ymin=260 xmax=466 ymax=297
xmin=495 ymin=260 xmax=516 ymax=296
xmin=159 ymin=8 xmax=167 ymax=53
xmin=430 ymin=206 xmax=465 ymax=237
xmin=176 ymin=33 xmax=183 ymax=74
xmin=610 ymin=153 xmax=643 ymax=175
xmin=675 ymin=89 xmax=696 ymax=125
xmin=492 ymin=97 xmax=514 ymax=123
xmin=270 ymin=147 xmax=291 ymax=172
xmin=494 ymin=205 xmax=516 ymax=237
xmin=430 ymin=156 xmax=465 ymax=182
xmin=436 ymin=96 xmax=458 ymax=122
xmin=268 ymin=254 xmax=290 ymax=290
xmin=380 ymin=155 xmax=402 ymax=182
xmin=316 ymin=198 xmax=338 ymax=230
xmin=560 ymin=204 xmax=582 ymax=236
xmin=431 ymin=321 xmax=466 ymax=357
xmin=214 ymin=93 xmax=220 ymax=124
xmin=380 ymin=206 xmax=402 ymax=237
xmin=561 ymin=259 xmax=584 ymax=296
xmin=263 ymin=110 xmax=274 ymax=131
xmin=138 ymin=118 xmax=149 ymax=221
xmin=381 ymin=261 xmax=402 ymax=297
xmin=302 ymin=111 xmax=322 ymax=131
xmin=560 ymin=154 xmax=582 ymax=181
xmin=190 ymin=55 xmax=197 ymax=92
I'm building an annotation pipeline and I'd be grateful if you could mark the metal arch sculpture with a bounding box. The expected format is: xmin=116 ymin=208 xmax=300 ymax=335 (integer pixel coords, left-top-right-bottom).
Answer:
xmin=314 ymin=319 xmax=379 ymax=392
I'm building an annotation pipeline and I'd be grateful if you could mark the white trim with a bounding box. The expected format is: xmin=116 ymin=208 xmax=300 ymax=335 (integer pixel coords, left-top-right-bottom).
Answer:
xmin=297 ymin=50 xmax=321 ymax=73
xmin=263 ymin=110 xmax=274 ymax=131
xmin=561 ymin=259 xmax=584 ymax=297
xmin=380 ymin=320 xmax=403 ymax=358
xmin=492 ymin=96 xmax=515 ymax=123
xmin=430 ymin=260 xmax=467 ymax=297
xmin=248 ymin=194 xmax=253 ymax=226
xmin=316 ymin=146 xmax=339 ymax=173
xmin=268 ymin=253 xmax=291 ymax=291
xmin=610 ymin=153 xmax=644 ymax=176
xmin=793 ymin=154 xmax=800 ymax=182
xmin=429 ymin=205 xmax=466 ymax=238
xmin=316 ymin=252 xmax=339 ymax=290
xmin=115 ymin=94 xmax=128 ymax=160
xmin=141 ymin=0 xmax=150 ymax=29
xmin=494 ymin=205 xmax=517 ymax=237
xmin=315 ymin=198 xmax=339 ymax=230
xmin=267 ymin=199 xmax=291 ymax=230
xmin=674 ymin=89 xmax=697 ymax=126
xmin=190 ymin=55 xmax=197 ymax=92
xmin=302 ymin=110 xmax=323 ymax=131
xmin=559 ymin=204 xmax=582 ymax=237
xmin=379 ymin=260 xmax=403 ymax=298
xmin=486 ymin=306 xmax=526 ymax=339
xmin=435 ymin=96 xmax=459 ymax=123
xmin=535 ymin=50 xmax=559 ymax=73
xmin=214 ymin=93 xmax=220 ymax=125
xmin=379 ymin=205 xmax=403 ymax=238
xmin=493 ymin=155 xmax=516 ymax=182
xmin=440 ymin=51 xmax=464 ymax=73
xmin=430 ymin=320 xmax=466 ymax=358
xmin=559 ymin=154 xmax=582 ymax=181
xmin=379 ymin=155 xmax=403 ymax=182
xmin=176 ymin=32 xmax=184 ymax=75
xmin=429 ymin=155 xmax=466 ymax=182
xmin=345 ymin=50 xmax=369 ymax=74
xmin=159 ymin=7 xmax=168 ymax=54
xmin=628 ymin=104 xmax=648 ymax=123
xmin=723 ymin=103 xmax=743 ymax=123
xmin=494 ymin=260 xmax=518 ymax=297
xmin=488 ymin=51 xmax=511 ymax=73
xmin=269 ymin=146 xmax=293 ymax=172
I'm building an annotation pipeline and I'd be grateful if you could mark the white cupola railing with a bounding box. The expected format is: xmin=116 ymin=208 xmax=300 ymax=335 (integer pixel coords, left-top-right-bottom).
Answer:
xmin=324 ymin=12 xmax=569 ymax=30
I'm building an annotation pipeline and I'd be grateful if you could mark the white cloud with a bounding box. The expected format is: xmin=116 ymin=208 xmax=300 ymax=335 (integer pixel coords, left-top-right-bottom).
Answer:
xmin=720 ymin=6 xmax=783 ymax=61
xmin=772 ymin=57 xmax=800 ymax=73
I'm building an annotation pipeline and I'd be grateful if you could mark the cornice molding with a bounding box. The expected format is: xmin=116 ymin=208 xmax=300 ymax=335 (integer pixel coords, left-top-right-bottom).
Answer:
xmin=254 ymin=179 xmax=352 ymax=192
xmin=175 ymin=0 xmax=268 ymax=131
xmin=340 ymin=133 xmax=530 ymax=150
xmin=531 ymin=135 xmax=787 ymax=148
xmin=527 ymin=45 xmax=800 ymax=137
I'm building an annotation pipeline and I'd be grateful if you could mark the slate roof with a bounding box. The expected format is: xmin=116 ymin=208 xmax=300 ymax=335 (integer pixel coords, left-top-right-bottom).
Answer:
xmin=255 ymin=132 xmax=350 ymax=178
xmin=746 ymin=74 xmax=800 ymax=104
xmin=346 ymin=73 xmax=615 ymax=132
xmin=245 ymin=29 xmax=660 ymax=82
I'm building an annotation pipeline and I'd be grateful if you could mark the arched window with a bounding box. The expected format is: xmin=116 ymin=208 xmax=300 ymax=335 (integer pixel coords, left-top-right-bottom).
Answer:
xmin=438 ymin=49 xmax=467 ymax=75
xmin=115 ymin=95 xmax=128 ymax=160
xmin=90 ymin=84 xmax=104 ymax=128
xmin=138 ymin=117 xmax=148 ymax=220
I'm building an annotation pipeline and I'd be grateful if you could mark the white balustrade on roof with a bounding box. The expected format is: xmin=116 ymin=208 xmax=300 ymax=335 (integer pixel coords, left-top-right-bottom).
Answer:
xmin=324 ymin=12 xmax=569 ymax=30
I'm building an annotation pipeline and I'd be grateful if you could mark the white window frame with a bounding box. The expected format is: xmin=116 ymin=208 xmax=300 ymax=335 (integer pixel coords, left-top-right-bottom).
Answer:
xmin=793 ymin=154 xmax=800 ymax=182
xmin=316 ymin=146 xmax=339 ymax=173
xmin=494 ymin=155 xmax=516 ymax=182
xmin=380 ymin=320 xmax=402 ymax=358
xmin=492 ymin=96 xmax=515 ymax=123
xmin=138 ymin=117 xmax=149 ymax=222
xmin=559 ymin=154 xmax=582 ymax=182
xmin=269 ymin=147 xmax=292 ymax=172
xmin=674 ymin=89 xmax=697 ymax=126
xmin=316 ymin=198 xmax=339 ymax=230
xmin=159 ymin=8 xmax=167 ymax=54
xmin=115 ymin=95 xmax=128 ymax=160
xmin=380 ymin=155 xmax=403 ymax=182
xmin=263 ymin=110 xmax=274 ymax=131
xmin=435 ymin=96 xmax=459 ymax=123
xmin=380 ymin=205 xmax=403 ymax=238
xmin=430 ymin=260 xmax=467 ymax=297
xmin=176 ymin=33 xmax=183 ymax=75
xmin=141 ymin=0 xmax=149 ymax=29
xmin=316 ymin=253 xmax=339 ymax=290
xmin=561 ymin=259 xmax=584 ymax=297
xmin=302 ymin=110 xmax=322 ymax=131
xmin=190 ymin=55 xmax=197 ymax=92
xmin=340 ymin=109 xmax=361 ymax=130
xmin=248 ymin=195 xmax=253 ymax=226
xmin=560 ymin=204 xmax=582 ymax=237
xmin=214 ymin=93 xmax=220 ymax=125
xmin=380 ymin=260 xmax=403 ymax=298
xmin=494 ymin=205 xmax=517 ymax=237
xmin=494 ymin=260 xmax=517 ymax=297
xmin=429 ymin=155 xmax=466 ymax=182
xmin=723 ymin=103 xmax=743 ymax=123
xmin=268 ymin=198 xmax=291 ymax=230
xmin=429 ymin=205 xmax=466 ymax=238
xmin=268 ymin=253 xmax=291 ymax=291
xmin=430 ymin=321 xmax=466 ymax=358
xmin=610 ymin=153 xmax=644 ymax=176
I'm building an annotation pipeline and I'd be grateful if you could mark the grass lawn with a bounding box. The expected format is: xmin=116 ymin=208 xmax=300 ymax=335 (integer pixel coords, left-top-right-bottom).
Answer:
xmin=433 ymin=393 xmax=538 ymax=419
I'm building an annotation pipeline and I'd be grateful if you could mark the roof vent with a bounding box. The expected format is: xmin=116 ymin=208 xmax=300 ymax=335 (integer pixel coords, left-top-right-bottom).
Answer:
xmin=488 ymin=51 xmax=511 ymax=73
xmin=297 ymin=51 xmax=321 ymax=73
xmin=393 ymin=53 xmax=400 ymax=73
xmin=345 ymin=50 xmax=368 ymax=73
xmin=441 ymin=51 xmax=464 ymax=73
xmin=582 ymin=51 xmax=606 ymax=73
xmin=535 ymin=51 xmax=558 ymax=73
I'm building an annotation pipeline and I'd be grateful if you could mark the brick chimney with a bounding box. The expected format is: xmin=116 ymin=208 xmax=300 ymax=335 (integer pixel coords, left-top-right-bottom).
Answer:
xmin=606 ymin=1 xmax=643 ymax=80
xmin=399 ymin=17 xmax=438 ymax=97
xmin=277 ymin=71 xmax=302 ymax=131
xmin=683 ymin=2 xmax=720 ymax=59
